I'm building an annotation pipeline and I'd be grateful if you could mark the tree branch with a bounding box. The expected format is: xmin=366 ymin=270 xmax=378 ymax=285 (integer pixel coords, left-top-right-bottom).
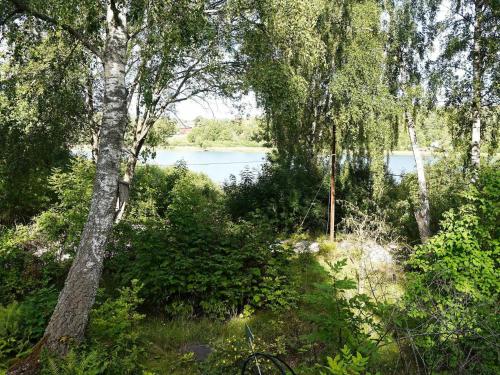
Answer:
xmin=8 ymin=0 xmax=102 ymax=57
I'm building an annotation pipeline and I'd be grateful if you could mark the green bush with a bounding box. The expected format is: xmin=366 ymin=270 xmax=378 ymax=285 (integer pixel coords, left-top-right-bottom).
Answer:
xmin=383 ymin=153 xmax=469 ymax=244
xmin=0 ymin=226 xmax=66 ymax=306
xmin=224 ymin=155 xmax=330 ymax=233
xmin=34 ymin=158 xmax=95 ymax=252
xmin=397 ymin=165 xmax=499 ymax=374
xmin=0 ymin=288 xmax=58 ymax=368
xmin=200 ymin=333 xmax=288 ymax=375
xmin=319 ymin=346 xmax=379 ymax=375
xmin=107 ymin=166 xmax=296 ymax=318
xmin=42 ymin=281 xmax=145 ymax=375
xmin=302 ymin=259 xmax=381 ymax=358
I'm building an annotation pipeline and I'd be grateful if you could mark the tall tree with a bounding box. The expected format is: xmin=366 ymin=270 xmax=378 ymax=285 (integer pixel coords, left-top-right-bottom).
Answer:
xmin=386 ymin=0 xmax=438 ymax=242
xmin=0 ymin=27 xmax=89 ymax=224
xmin=237 ymin=0 xmax=397 ymax=237
xmin=1 ymin=1 xmax=231 ymax=373
xmin=431 ymin=0 xmax=499 ymax=179
xmin=115 ymin=0 xmax=233 ymax=220
xmin=2 ymin=3 xmax=128 ymax=373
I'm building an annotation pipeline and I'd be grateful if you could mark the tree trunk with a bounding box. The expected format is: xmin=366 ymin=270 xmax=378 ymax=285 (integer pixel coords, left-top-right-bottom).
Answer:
xmin=329 ymin=122 xmax=336 ymax=242
xmin=406 ymin=109 xmax=431 ymax=243
xmin=115 ymin=147 xmax=138 ymax=222
xmin=470 ymin=0 xmax=482 ymax=179
xmin=8 ymin=5 xmax=128 ymax=374
xmin=91 ymin=126 xmax=100 ymax=163
xmin=115 ymin=121 xmax=149 ymax=222
xmin=44 ymin=3 xmax=128 ymax=354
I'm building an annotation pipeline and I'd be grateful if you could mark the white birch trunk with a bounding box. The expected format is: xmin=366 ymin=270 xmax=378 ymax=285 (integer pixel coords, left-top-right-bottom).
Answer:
xmin=8 ymin=7 xmax=129 ymax=374
xmin=406 ymin=110 xmax=431 ymax=243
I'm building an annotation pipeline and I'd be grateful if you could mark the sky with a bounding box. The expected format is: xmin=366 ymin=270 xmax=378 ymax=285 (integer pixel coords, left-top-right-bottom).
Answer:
xmin=173 ymin=93 xmax=262 ymax=123
xmin=173 ymin=0 xmax=453 ymax=122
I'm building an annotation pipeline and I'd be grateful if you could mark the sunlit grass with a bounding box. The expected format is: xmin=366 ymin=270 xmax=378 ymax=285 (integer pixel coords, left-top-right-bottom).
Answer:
xmin=140 ymin=239 xmax=406 ymax=374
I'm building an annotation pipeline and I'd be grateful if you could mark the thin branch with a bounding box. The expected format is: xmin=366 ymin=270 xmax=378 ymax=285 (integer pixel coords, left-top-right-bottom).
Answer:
xmin=8 ymin=0 xmax=102 ymax=57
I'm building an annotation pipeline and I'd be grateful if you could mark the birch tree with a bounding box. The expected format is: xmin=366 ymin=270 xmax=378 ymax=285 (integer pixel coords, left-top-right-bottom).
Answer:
xmin=0 ymin=1 xmax=231 ymax=373
xmin=237 ymin=0 xmax=397 ymax=237
xmin=431 ymin=0 xmax=499 ymax=179
xmin=386 ymin=0 xmax=437 ymax=242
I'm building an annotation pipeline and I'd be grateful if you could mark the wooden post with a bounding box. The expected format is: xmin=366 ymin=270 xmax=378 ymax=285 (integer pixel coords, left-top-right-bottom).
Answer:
xmin=329 ymin=123 xmax=336 ymax=242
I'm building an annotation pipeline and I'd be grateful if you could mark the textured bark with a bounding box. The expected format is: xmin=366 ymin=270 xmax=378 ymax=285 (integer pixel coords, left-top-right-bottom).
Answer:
xmin=115 ymin=149 xmax=136 ymax=222
xmin=8 ymin=5 xmax=128 ymax=373
xmin=91 ymin=126 xmax=100 ymax=163
xmin=43 ymin=3 xmax=128 ymax=354
xmin=115 ymin=119 xmax=150 ymax=222
xmin=470 ymin=0 xmax=483 ymax=179
xmin=406 ymin=110 xmax=431 ymax=243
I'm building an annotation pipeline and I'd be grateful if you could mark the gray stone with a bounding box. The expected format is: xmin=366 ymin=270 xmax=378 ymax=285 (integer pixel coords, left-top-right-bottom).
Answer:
xmin=293 ymin=240 xmax=320 ymax=254
xmin=181 ymin=343 xmax=212 ymax=362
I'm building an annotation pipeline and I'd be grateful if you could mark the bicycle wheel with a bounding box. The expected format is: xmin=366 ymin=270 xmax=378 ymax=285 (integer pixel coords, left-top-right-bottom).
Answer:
xmin=241 ymin=353 xmax=296 ymax=375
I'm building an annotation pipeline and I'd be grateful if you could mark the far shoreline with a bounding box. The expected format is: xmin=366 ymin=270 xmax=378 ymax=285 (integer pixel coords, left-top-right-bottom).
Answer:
xmin=158 ymin=145 xmax=432 ymax=156
xmin=74 ymin=144 xmax=434 ymax=156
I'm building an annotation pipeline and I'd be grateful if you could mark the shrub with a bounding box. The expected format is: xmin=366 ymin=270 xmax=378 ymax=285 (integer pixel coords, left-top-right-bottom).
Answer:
xmin=319 ymin=346 xmax=379 ymax=375
xmin=34 ymin=158 xmax=95 ymax=252
xmin=383 ymin=153 xmax=469 ymax=243
xmin=0 ymin=288 xmax=58 ymax=368
xmin=200 ymin=333 xmax=288 ymax=375
xmin=224 ymin=155 xmax=330 ymax=233
xmin=397 ymin=165 xmax=499 ymax=374
xmin=0 ymin=226 xmax=66 ymax=306
xmin=41 ymin=281 xmax=145 ymax=375
xmin=302 ymin=259 xmax=382 ymax=358
xmin=107 ymin=166 xmax=296 ymax=318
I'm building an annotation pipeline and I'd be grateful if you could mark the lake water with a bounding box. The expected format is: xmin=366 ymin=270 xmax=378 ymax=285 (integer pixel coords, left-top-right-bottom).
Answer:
xmin=145 ymin=149 xmax=428 ymax=184
xmin=75 ymin=149 xmax=429 ymax=184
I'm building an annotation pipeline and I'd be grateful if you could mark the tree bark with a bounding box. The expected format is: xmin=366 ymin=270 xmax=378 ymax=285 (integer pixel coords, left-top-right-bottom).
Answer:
xmin=115 ymin=119 xmax=149 ymax=222
xmin=470 ymin=0 xmax=483 ymax=180
xmin=329 ymin=122 xmax=336 ymax=242
xmin=8 ymin=4 xmax=128 ymax=373
xmin=43 ymin=3 xmax=128 ymax=354
xmin=115 ymin=144 xmax=139 ymax=222
xmin=405 ymin=109 xmax=431 ymax=243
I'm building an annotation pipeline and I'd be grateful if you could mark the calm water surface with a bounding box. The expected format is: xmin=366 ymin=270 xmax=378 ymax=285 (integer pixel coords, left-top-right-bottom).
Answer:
xmin=75 ymin=149 xmax=431 ymax=184
xmin=146 ymin=150 xmax=430 ymax=184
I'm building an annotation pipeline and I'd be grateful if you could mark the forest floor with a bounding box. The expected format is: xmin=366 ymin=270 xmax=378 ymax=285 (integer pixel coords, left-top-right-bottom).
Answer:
xmin=140 ymin=235 xmax=405 ymax=374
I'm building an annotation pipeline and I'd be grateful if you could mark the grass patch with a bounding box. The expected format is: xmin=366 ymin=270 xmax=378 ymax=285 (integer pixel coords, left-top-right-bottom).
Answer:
xmin=139 ymin=240 xmax=406 ymax=374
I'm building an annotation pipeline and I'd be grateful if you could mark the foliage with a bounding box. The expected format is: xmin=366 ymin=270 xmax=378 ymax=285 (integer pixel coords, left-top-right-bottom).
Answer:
xmin=41 ymin=281 xmax=145 ymax=375
xmin=185 ymin=117 xmax=261 ymax=148
xmin=303 ymin=259 xmax=381 ymax=357
xmin=200 ymin=332 xmax=288 ymax=375
xmin=0 ymin=28 xmax=89 ymax=224
xmin=383 ymin=153 xmax=469 ymax=243
xmin=224 ymin=154 xmax=329 ymax=233
xmin=0 ymin=288 xmax=58 ymax=368
xmin=397 ymin=165 xmax=500 ymax=373
xmin=34 ymin=158 xmax=95 ymax=252
xmin=107 ymin=165 xmax=296 ymax=318
xmin=319 ymin=346 xmax=379 ymax=375
xmin=429 ymin=0 xmax=499 ymax=148
xmin=0 ymin=226 xmax=67 ymax=306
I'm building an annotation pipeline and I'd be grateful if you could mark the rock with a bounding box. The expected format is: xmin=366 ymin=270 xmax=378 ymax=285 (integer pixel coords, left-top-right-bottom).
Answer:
xmin=181 ymin=343 xmax=212 ymax=362
xmin=293 ymin=240 xmax=308 ymax=253
xmin=293 ymin=240 xmax=320 ymax=254
xmin=363 ymin=241 xmax=393 ymax=264
xmin=308 ymin=242 xmax=320 ymax=253
xmin=336 ymin=239 xmax=394 ymax=266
